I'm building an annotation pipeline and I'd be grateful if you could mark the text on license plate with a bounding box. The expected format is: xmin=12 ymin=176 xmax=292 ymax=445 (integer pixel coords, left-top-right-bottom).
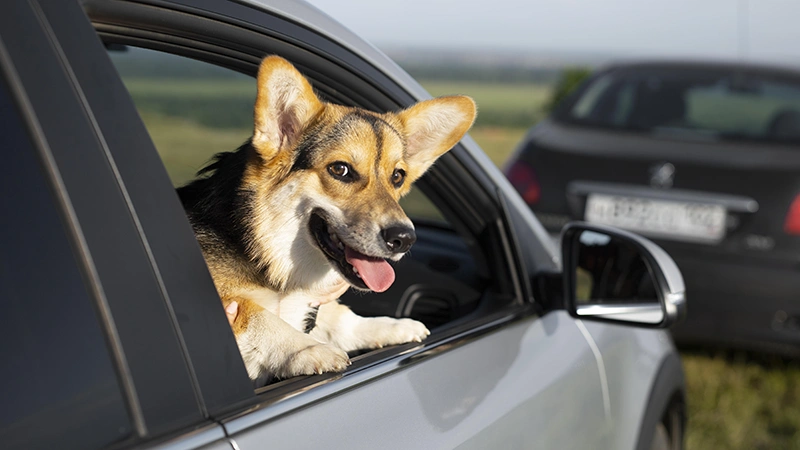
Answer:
xmin=585 ymin=194 xmax=727 ymax=243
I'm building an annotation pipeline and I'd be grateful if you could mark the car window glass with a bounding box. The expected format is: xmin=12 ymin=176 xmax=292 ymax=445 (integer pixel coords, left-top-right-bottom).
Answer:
xmin=0 ymin=76 xmax=131 ymax=449
xmin=686 ymin=80 xmax=800 ymax=138
xmin=572 ymin=74 xmax=613 ymax=119
xmin=567 ymin=68 xmax=800 ymax=143
xmin=612 ymin=83 xmax=635 ymax=125
xmin=107 ymin=45 xmax=487 ymax=339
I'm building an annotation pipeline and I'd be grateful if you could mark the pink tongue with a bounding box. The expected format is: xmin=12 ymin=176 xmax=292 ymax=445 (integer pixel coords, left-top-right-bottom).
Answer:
xmin=345 ymin=247 xmax=395 ymax=292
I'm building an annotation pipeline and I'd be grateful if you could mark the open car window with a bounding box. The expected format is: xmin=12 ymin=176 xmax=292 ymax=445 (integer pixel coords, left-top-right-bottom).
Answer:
xmin=106 ymin=45 xmax=499 ymax=363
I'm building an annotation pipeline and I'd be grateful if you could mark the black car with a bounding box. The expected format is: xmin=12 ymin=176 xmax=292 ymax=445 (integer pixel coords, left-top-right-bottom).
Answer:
xmin=505 ymin=60 xmax=800 ymax=357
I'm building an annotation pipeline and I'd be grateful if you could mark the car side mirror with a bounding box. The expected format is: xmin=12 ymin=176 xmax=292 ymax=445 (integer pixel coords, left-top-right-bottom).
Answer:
xmin=561 ymin=222 xmax=686 ymax=328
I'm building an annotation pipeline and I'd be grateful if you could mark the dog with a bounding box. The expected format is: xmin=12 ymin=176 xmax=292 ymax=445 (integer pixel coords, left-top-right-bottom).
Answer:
xmin=178 ymin=56 xmax=476 ymax=386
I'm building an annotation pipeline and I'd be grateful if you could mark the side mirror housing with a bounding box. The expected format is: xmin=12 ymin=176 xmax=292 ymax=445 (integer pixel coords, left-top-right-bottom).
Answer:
xmin=561 ymin=222 xmax=686 ymax=328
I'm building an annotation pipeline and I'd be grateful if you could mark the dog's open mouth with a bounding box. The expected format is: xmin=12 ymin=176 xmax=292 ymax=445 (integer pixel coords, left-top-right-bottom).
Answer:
xmin=309 ymin=212 xmax=395 ymax=292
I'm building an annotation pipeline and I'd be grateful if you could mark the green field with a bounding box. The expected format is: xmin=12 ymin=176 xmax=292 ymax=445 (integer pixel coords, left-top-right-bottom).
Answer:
xmin=121 ymin=75 xmax=799 ymax=449
xmin=683 ymin=351 xmax=800 ymax=449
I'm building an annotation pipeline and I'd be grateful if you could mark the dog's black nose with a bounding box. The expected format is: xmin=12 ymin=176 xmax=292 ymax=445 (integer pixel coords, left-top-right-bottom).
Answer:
xmin=382 ymin=226 xmax=416 ymax=254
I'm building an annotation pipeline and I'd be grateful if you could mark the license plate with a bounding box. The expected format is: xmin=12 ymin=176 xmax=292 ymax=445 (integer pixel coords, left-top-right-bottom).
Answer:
xmin=585 ymin=194 xmax=727 ymax=243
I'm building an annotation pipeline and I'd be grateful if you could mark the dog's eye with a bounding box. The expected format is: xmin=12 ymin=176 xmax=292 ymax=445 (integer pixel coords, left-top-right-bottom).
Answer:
xmin=328 ymin=162 xmax=356 ymax=181
xmin=391 ymin=168 xmax=406 ymax=187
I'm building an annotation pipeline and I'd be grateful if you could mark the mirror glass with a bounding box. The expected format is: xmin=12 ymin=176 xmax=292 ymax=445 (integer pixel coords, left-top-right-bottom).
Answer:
xmin=572 ymin=230 xmax=663 ymax=323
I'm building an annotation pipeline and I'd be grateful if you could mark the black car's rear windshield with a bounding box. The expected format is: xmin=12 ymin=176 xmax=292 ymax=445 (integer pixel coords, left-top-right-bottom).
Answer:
xmin=557 ymin=65 xmax=800 ymax=144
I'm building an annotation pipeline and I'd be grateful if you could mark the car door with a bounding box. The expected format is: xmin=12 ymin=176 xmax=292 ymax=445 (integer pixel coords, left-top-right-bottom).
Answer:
xmin=33 ymin=0 xmax=611 ymax=448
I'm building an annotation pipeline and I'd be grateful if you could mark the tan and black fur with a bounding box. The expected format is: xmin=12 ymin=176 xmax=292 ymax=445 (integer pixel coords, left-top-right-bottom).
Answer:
xmin=179 ymin=56 xmax=476 ymax=386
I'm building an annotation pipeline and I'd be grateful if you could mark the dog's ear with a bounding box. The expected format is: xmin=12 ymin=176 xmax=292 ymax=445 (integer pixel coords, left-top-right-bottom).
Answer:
xmin=397 ymin=96 xmax=477 ymax=182
xmin=252 ymin=56 xmax=323 ymax=159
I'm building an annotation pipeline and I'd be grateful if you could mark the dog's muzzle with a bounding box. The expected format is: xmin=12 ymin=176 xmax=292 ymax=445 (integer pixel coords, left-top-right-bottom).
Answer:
xmin=309 ymin=210 xmax=400 ymax=292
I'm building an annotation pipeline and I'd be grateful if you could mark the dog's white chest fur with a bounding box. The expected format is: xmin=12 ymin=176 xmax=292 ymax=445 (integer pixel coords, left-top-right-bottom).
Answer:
xmin=242 ymin=286 xmax=338 ymax=332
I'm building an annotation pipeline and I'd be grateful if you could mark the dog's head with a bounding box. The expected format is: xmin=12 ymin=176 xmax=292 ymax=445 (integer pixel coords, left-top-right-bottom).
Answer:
xmin=245 ymin=56 xmax=476 ymax=293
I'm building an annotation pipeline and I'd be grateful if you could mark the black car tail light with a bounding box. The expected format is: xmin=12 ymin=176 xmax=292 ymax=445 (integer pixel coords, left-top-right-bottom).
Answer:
xmin=784 ymin=194 xmax=800 ymax=235
xmin=505 ymin=159 xmax=541 ymax=205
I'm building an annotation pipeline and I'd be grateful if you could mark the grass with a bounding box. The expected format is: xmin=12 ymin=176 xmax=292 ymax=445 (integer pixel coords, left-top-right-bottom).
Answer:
xmin=121 ymin=75 xmax=799 ymax=450
xmin=468 ymin=126 xmax=528 ymax=167
xmin=682 ymin=350 xmax=800 ymax=449
xmin=136 ymin=112 xmax=251 ymax=186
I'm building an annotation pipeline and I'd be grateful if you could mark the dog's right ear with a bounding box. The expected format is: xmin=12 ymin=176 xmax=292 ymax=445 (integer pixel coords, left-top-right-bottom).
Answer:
xmin=252 ymin=56 xmax=323 ymax=160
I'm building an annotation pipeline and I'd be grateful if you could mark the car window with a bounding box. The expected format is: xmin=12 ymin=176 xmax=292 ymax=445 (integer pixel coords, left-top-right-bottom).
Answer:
xmin=0 ymin=76 xmax=131 ymax=449
xmin=565 ymin=67 xmax=800 ymax=143
xmin=686 ymin=80 xmax=800 ymax=138
xmin=107 ymin=45 xmax=486 ymax=338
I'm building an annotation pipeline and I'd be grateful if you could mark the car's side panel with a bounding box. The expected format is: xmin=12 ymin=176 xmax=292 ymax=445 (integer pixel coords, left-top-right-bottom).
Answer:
xmin=581 ymin=322 xmax=681 ymax=449
xmin=227 ymin=312 xmax=611 ymax=449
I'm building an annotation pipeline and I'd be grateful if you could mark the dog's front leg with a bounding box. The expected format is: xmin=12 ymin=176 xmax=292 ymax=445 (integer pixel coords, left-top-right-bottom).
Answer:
xmin=230 ymin=298 xmax=350 ymax=386
xmin=310 ymin=302 xmax=430 ymax=353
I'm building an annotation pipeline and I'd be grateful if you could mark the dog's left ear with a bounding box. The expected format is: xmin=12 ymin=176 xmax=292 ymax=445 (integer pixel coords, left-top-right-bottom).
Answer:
xmin=252 ymin=56 xmax=323 ymax=160
xmin=397 ymin=95 xmax=477 ymax=183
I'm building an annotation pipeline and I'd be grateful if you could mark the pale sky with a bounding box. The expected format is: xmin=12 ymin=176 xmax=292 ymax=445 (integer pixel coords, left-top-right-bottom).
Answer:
xmin=306 ymin=0 xmax=800 ymax=65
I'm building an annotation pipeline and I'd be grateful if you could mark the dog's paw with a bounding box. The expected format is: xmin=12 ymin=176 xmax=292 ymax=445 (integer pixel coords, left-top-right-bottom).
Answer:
xmin=366 ymin=317 xmax=430 ymax=349
xmin=280 ymin=343 xmax=350 ymax=378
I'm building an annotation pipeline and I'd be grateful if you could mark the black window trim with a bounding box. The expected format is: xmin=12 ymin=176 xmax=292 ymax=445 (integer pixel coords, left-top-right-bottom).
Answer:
xmin=79 ymin=0 xmax=539 ymax=424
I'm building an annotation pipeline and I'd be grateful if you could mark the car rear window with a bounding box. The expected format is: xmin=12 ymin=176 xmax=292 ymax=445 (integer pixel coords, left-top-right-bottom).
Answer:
xmin=563 ymin=66 xmax=800 ymax=144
